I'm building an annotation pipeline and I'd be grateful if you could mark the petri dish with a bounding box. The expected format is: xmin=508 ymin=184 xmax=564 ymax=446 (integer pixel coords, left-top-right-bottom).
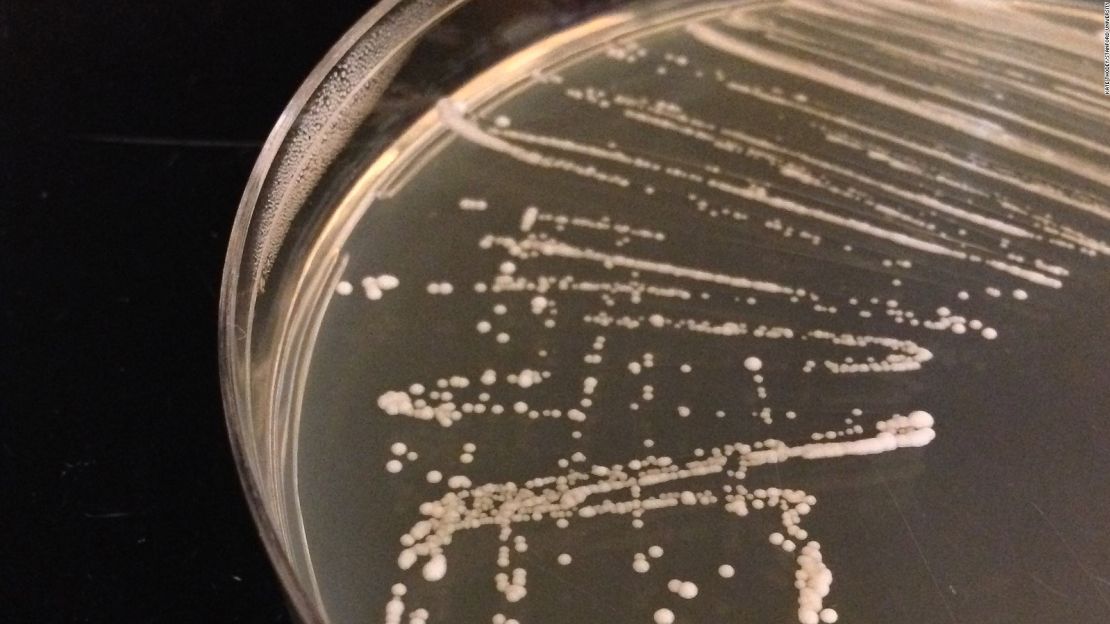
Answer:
xmin=219 ymin=1 xmax=1110 ymax=623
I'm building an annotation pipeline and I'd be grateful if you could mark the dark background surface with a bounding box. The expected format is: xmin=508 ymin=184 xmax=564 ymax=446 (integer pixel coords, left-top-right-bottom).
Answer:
xmin=3 ymin=2 xmax=381 ymax=621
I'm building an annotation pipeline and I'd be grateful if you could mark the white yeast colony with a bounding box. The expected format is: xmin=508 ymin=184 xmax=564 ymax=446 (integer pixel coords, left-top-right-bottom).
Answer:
xmin=328 ymin=1 xmax=1110 ymax=623
xmin=386 ymin=414 xmax=934 ymax=624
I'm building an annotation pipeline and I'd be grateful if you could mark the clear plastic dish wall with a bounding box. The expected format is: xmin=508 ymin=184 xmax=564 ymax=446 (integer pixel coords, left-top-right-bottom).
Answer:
xmin=218 ymin=1 xmax=653 ymax=621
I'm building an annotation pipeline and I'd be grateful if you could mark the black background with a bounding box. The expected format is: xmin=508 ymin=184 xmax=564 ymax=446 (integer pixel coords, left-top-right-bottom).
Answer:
xmin=4 ymin=2 xmax=382 ymax=621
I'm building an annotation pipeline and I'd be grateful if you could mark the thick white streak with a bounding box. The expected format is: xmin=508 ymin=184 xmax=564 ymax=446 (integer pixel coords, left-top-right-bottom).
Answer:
xmin=622 ymin=106 xmax=1035 ymax=242
xmin=851 ymin=0 xmax=1091 ymax=58
xmin=986 ymin=260 xmax=1063 ymax=289
xmin=724 ymin=81 xmax=1110 ymax=223
xmin=759 ymin=26 xmax=1110 ymax=162
xmin=436 ymin=99 xmax=630 ymax=187
xmin=706 ymin=121 xmax=1038 ymax=240
xmin=767 ymin=8 xmax=1108 ymax=121
xmin=705 ymin=178 xmax=967 ymax=259
xmin=397 ymin=415 xmax=936 ymax=564
xmin=485 ymin=234 xmax=799 ymax=295
xmin=781 ymin=0 xmax=1092 ymax=91
xmin=686 ymin=22 xmax=1110 ymax=188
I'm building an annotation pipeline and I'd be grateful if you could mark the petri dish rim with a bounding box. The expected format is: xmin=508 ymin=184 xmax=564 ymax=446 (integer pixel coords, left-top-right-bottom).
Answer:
xmin=219 ymin=1 xmax=464 ymax=621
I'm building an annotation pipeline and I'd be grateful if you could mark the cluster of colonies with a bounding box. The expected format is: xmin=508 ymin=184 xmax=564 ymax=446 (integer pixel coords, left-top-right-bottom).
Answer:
xmin=325 ymin=0 xmax=1109 ymax=622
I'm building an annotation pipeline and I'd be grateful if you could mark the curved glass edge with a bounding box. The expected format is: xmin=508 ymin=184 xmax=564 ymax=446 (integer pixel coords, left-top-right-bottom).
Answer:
xmin=218 ymin=1 xmax=464 ymax=622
